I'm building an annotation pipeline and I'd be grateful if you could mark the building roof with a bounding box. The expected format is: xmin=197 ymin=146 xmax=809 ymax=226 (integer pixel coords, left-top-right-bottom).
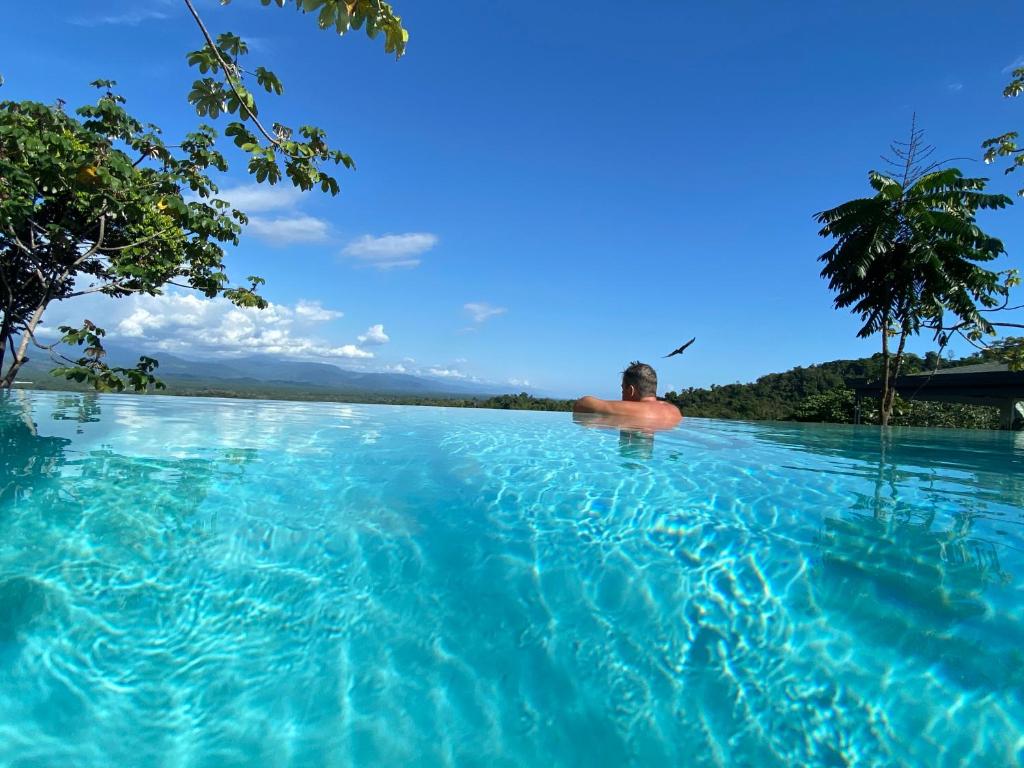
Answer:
xmin=846 ymin=361 xmax=1024 ymax=408
xmin=906 ymin=361 xmax=1010 ymax=377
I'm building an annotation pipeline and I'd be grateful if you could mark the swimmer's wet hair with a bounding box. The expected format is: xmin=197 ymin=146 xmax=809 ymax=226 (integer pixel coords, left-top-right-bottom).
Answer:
xmin=622 ymin=361 xmax=657 ymax=398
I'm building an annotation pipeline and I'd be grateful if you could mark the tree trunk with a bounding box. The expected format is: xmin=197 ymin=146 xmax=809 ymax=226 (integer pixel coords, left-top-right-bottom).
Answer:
xmin=872 ymin=431 xmax=890 ymax=520
xmin=880 ymin=324 xmax=911 ymax=427
xmin=0 ymin=312 xmax=11 ymax=379
xmin=879 ymin=316 xmax=892 ymax=427
xmin=1 ymin=344 xmax=27 ymax=388
xmin=0 ymin=300 xmax=47 ymax=389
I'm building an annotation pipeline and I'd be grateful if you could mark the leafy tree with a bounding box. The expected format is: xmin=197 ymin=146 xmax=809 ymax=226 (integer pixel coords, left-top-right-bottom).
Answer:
xmin=0 ymin=0 xmax=407 ymax=390
xmin=983 ymin=62 xmax=1024 ymax=195
xmin=975 ymin=56 xmax=1024 ymax=372
xmin=793 ymin=388 xmax=856 ymax=424
xmin=815 ymin=123 xmax=1015 ymax=426
xmin=0 ymin=85 xmax=258 ymax=389
xmin=479 ymin=392 xmax=573 ymax=411
xmin=979 ymin=335 xmax=1024 ymax=370
xmin=664 ymin=353 xmax=1002 ymax=429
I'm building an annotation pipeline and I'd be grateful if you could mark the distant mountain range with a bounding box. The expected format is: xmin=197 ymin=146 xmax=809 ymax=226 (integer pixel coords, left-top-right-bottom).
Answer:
xmin=16 ymin=345 xmax=513 ymax=398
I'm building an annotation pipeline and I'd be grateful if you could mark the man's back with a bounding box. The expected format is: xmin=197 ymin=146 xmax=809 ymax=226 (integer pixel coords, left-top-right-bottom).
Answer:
xmin=573 ymin=361 xmax=682 ymax=429
xmin=573 ymin=395 xmax=682 ymax=429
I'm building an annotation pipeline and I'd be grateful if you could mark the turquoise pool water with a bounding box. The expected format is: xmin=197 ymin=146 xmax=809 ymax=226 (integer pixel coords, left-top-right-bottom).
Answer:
xmin=1 ymin=390 xmax=1022 ymax=767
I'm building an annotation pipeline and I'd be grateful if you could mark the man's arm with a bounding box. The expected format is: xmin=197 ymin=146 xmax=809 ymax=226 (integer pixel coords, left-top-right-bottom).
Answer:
xmin=572 ymin=395 xmax=607 ymax=414
xmin=573 ymin=396 xmax=650 ymax=418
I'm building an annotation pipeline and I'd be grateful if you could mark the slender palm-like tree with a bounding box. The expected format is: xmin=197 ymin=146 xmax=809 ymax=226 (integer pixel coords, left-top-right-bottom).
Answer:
xmin=816 ymin=125 xmax=1011 ymax=426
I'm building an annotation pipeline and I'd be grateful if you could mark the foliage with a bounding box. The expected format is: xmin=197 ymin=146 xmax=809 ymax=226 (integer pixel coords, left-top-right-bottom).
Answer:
xmin=476 ymin=392 xmax=572 ymax=411
xmin=665 ymin=356 xmax=899 ymax=422
xmin=980 ymin=335 xmax=1024 ymax=372
xmin=0 ymin=0 xmax=408 ymax=391
xmin=884 ymin=397 xmax=999 ymax=430
xmin=0 ymin=85 xmax=260 ymax=388
xmin=793 ymin=388 xmax=856 ymax=424
xmin=815 ymin=122 xmax=1013 ymax=425
xmin=664 ymin=352 xmax=1002 ymax=430
xmin=817 ymin=166 xmax=1011 ymax=342
xmin=983 ymin=62 xmax=1024 ymax=195
xmin=790 ymin=386 xmax=999 ymax=429
xmin=50 ymin=321 xmax=166 ymax=393
xmin=184 ymin=0 xmax=407 ymax=195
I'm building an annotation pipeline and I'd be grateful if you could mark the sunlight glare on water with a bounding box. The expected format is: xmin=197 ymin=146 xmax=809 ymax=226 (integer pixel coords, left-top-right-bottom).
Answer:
xmin=1 ymin=390 xmax=1023 ymax=767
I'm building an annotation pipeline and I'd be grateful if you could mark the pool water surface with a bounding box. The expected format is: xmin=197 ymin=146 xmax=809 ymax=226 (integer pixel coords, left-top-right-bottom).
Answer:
xmin=1 ymin=390 xmax=1022 ymax=766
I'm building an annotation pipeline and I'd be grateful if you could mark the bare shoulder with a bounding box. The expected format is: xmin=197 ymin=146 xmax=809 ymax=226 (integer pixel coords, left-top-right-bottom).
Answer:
xmin=659 ymin=399 xmax=681 ymax=415
xmin=658 ymin=399 xmax=683 ymax=425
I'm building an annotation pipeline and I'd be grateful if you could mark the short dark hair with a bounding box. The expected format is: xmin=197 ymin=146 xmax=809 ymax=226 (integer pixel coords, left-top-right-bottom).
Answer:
xmin=622 ymin=361 xmax=657 ymax=397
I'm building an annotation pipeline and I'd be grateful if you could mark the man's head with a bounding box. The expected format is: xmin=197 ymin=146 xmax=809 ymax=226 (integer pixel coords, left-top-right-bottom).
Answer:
xmin=621 ymin=361 xmax=658 ymax=401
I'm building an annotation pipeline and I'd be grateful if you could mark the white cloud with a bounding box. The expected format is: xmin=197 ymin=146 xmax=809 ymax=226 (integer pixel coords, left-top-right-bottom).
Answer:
xmin=947 ymin=82 xmax=964 ymax=93
xmin=1003 ymin=56 xmax=1024 ymax=74
xmin=507 ymin=378 xmax=531 ymax=387
xmin=40 ymin=291 xmax=373 ymax=361
xmin=328 ymin=345 xmax=373 ymax=359
xmin=464 ymin=302 xmax=507 ymax=323
xmin=384 ymin=363 xmax=407 ymax=373
xmin=241 ymin=36 xmax=270 ymax=54
xmin=216 ymin=184 xmax=305 ymax=213
xmin=295 ymin=300 xmax=343 ymax=322
xmin=428 ymin=367 xmax=466 ymax=378
xmin=247 ymin=215 xmax=329 ymax=245
xmin=342 ymin=233 xmax=438 ymax=269
xmin=357 ymin=324 xmax=390 ymax=345
xmin=196 ymin=184 xmax=329 ymax=246
xmin=69 ymin=9 xmax=170 ymax=26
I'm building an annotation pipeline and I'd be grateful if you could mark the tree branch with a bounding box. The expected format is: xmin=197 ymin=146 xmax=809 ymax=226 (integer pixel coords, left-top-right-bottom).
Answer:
xmin=5 ymin=227 xmax=35 ymax=257
xmin=100 ymin=225 xmax=179 ymax=252
xmin=70 ymin=213 xmax=107 ymax=269
xmin=182 ymin=0 xmax=295 ymax=157
xmin=981 ymin=302 xmax=1024 ymax=313
xmin=30 ymin=334 xmax=59 ymax=353
xmin=956 ymin=329 xmax=989 ymax=352
xmin=63 ymin=281 xmax=142 ymax=299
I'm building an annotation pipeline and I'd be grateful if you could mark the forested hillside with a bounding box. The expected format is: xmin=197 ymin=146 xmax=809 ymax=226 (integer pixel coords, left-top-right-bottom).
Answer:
xmin=664 ymin=352 xmax=1000 ymax=428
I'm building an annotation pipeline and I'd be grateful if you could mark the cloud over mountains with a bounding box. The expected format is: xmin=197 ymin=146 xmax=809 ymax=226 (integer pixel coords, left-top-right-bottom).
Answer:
xmin=40 ymin=291 xmax=374 ymax=361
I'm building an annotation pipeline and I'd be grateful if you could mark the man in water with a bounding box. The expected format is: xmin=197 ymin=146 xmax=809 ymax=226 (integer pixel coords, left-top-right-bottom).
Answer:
xmin=573 ymin=361 xmax=682 ymax=429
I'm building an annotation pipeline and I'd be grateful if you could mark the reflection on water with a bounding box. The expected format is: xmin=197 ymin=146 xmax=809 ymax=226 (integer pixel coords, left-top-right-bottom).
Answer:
xmin=0 ymin=392 xmax=71 ymax=506
xmin=753 ymin=421 xmax=1024 ymax=508
xmin=819 ymin=510 xmax=1002 ymax=618
xmin=51 ymin=393 xmax=102 ymax=429
xmin=816 ymin=431 xmax=1010 ymax=618
xmin=573 ymin=412 xmax=668 ymax=464
xmin=0 ymin=392 xmax=260 ymax=660
xmin=745 ymin=424 xmax=1024 ymax=699
xmin=618 ymin=429 xmax=655 ymax=461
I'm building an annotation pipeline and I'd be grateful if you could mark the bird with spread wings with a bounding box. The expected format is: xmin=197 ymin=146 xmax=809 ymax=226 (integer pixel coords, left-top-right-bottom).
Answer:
xmin=663 ymin=338 xmax=695 ymax=358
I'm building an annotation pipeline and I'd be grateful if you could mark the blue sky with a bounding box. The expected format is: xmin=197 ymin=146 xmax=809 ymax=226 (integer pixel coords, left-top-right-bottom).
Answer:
xmin=5 ymin=0 xmax=1024 ymax=397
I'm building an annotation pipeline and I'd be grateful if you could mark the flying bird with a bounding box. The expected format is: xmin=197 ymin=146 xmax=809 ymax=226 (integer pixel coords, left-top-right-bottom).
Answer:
xmin=663 ymin=337 xmax=696 ymax=358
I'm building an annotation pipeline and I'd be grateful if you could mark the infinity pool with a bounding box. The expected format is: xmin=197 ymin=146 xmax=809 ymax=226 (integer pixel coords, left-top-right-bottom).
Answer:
xmin=1 ymin=390 xmax=1022 ymax=766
